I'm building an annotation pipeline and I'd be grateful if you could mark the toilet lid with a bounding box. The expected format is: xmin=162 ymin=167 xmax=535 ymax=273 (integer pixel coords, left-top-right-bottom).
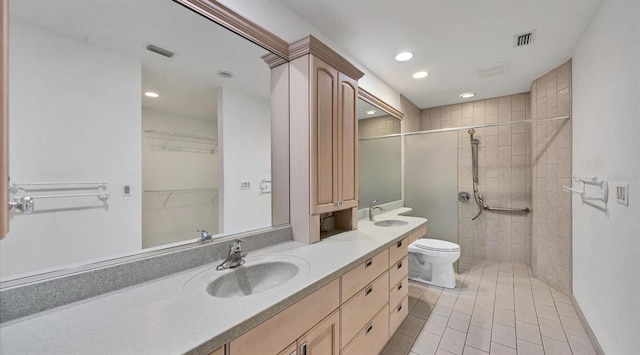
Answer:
xmin=411 ymin=238 xmax=460 ymax=252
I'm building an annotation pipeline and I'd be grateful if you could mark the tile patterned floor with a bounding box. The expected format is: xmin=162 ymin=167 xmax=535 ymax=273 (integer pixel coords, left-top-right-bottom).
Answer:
xmin=381 ymin=260 xmax=598 ymax=355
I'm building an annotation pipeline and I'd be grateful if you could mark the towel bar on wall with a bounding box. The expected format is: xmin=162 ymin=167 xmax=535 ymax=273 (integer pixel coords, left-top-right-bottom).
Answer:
xmin=8 ymin=181 xmax=110 ymax=214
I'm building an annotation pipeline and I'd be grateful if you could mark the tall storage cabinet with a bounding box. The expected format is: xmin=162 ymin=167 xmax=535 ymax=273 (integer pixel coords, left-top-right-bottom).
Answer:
xmin=288 ymin=35 xmax=364 ymax=244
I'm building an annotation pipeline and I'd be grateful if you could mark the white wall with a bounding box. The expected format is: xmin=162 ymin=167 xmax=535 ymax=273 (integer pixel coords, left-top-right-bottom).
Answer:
xmin=572 ymin=0 xmax=640 ymax=353
xmin=1 ymin=22 xmax=141 ymax=278
xmin=141 ymin=108 xmax=219 ymax=248
xmin=218 ymin=88 xmax=271 ymax=234
xmin=217 ymin=0 xmax=403 ymax=111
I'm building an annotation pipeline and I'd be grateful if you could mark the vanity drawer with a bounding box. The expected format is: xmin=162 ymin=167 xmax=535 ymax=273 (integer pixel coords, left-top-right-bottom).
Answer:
xmin=389 ymin=237 xmax=408 ymax=266
xmin=389 ymin=256 xmax=408 ymax=288
xmin=341 ymin=303 xmax=389 ymax=355
xmin=229 ymin=279 xmax=339 ymax=355
xmin=340 ymin=271 xmax=389 ymax=348
xmin=341 ymin=249 xmax=389 ymax=303
xmin=389 ymin=276 xmax=408 ymax=309
xmin=407 ymin=224 xmax=427 ymax=244
xmin=389 ymin=296 xmax=409 ymax=336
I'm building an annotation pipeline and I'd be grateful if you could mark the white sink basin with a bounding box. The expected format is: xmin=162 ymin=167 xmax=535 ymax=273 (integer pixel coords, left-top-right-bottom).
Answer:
xmin=374 ymin=219 xmax=409 ymax=227
xmin=184 ymin=255 xmax=309 ymax=299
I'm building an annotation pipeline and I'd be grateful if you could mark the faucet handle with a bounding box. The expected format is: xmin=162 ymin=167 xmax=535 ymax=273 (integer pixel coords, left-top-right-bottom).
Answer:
xmin=369 ymin=200 xmax=378 ymax=207
xmin=230 ymin=239 xmax=246 ymax=255
xmin=197 ymin=230 xmax=212 ymax=242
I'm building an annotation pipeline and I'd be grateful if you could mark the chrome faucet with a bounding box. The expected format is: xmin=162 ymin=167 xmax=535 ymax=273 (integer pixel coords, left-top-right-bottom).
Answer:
xmin=216 ymin=240 xmax=247 ymax=270
xmin=369 ymin=200 xmax=385 ymax=221
xmin=198 ymin=230 xmax=213 ymax=242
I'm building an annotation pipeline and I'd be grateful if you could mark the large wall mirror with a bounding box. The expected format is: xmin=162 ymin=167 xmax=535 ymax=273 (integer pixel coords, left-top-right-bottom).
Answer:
xmin=1 ymin=0 xmax=287 ymax=282
xmin=357 ymin=92 xmax=403 ymax=209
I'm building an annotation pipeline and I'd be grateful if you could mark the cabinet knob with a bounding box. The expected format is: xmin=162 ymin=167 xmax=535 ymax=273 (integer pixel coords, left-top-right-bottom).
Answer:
xmin=397 ymin=261 xmax=403 ymax=269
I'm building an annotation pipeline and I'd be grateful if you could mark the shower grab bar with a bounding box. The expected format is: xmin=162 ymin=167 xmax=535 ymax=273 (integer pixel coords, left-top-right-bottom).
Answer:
xmin=483 ymin=205 xmax=531 ymax=214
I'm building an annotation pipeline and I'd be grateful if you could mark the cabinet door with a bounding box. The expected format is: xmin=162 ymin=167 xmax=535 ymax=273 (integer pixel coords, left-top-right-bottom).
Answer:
xmin=337 ymin=73 xmax=358 ymax=209
xmin=311 ymin=57 xmax=338 ymax=214
xmin=298 ymin=310 xmax=340 ymax=355
xmin=278 ymin=341 xmax=298 ymax=355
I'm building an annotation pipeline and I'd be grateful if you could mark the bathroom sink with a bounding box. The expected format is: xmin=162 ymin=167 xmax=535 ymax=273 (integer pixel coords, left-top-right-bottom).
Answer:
xmin=184 ymin=255 xmax=309 ymax=299
xmin=207 ymin=261 xmax=298 ymax=298
xmin=374 ymin=219 xmax=409 ymax=227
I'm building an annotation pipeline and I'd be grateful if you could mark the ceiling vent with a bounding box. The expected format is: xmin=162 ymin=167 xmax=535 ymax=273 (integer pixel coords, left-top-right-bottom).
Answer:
xmin=476 ymin=61 xmax=509 ymax=78
xmin=146 ymin=44 xmax=174 ymax=58
xmin=513 ymin=30 xmax=536 ymax=47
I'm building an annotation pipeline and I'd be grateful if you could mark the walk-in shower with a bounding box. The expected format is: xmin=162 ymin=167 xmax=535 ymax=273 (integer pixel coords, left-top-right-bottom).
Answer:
xmin=468 ymin=129 xmax=530 ymax=220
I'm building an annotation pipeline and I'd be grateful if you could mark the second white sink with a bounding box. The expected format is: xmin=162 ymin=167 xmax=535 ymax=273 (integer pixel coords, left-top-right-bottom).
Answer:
xmin=373 ymin=219 xmax=409 ymax=227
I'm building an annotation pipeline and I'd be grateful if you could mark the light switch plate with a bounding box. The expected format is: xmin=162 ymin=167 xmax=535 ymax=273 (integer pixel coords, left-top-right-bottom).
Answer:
xmin=240 ymin=181 xmax=251 ymax=190
xmin=615 ymin=183 xmax=629 ymax=206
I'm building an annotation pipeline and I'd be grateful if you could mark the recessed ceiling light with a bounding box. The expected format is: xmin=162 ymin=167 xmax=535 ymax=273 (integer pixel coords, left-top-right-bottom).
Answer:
xmin=365 ymin=110 xmax=377 ymax=115
xmin=144 ymin=91 xmax=159 ymax=98
xmin=395 ymin=52 xmax=413 ymax=62
xmin=459 ymin=92 xmax=475 ymax=99
xmin=413 ymin=71 xmax=429 ymax=79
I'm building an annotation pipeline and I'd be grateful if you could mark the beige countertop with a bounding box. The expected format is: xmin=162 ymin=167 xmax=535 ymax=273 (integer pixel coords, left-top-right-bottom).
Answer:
xmin=0 ymin=212 xmax=426 ymax=355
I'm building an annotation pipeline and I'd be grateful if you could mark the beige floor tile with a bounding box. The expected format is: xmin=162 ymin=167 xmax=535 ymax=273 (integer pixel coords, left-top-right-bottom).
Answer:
xmin=463 ymin=345 xmax=489 ymax=355
xmin=515 ymin=307 xmax=538 ymax=325
xmin=424 ymin=313 xmax=449 ymax=336
xmin=455 ymin=298 xmax=475 ymax=315
xmin=516 ymin=339 xmax=545 ymax=355
xmin=550 ymin=288 xmax=572 ymax=304
xmin=439 ymin=327 xmax=467 ymax=354
xmin=566 ymin=334 xmax=597 ymax=355
xmin=559 ymin=316 xmax=588 ymax=338
xmin=493 ymin=309 xmax=515 ymax=327
xmin=554 ymin=302 xmax=578 ymax=319
xmin=541 ymin=336 xmax=572 ymax=355
xmin=412 ymin=330 xmax=441 ymax=355
xmin=413 ymin=299 xmax=436 ymax=319
xmin=515 ymin=320 xmax=542 ymax=345
xmin=535 ymin=303 xmax=560 ymax=322
xmin=432 ymin=302 xmax=454 ymax=317
xmin=494 ymin=294 xmax=515 ymax=311
xmin=491 ymin=323 xmax=516 ymax=348
xmin=435 ymin=349 xmax=457 ymax=355
xmin=489 ymin=342 xmax=516 ymax=355
xmin=399 ymin=315 xmax=428 ymax=338
xmin=466 ymin=325 xmax=491 ymax=352
xmin=475 ymin=298 xmax=495 ymax=314
xmin=448 ymin=311 xmax=472 ymax=332
xmin=538 ymin=318 xmax=566 ymax=341
xmin=381 ymin=332 xmax=414 ymax=355
xmin=470 ymin=310 xmax=494 ymax=330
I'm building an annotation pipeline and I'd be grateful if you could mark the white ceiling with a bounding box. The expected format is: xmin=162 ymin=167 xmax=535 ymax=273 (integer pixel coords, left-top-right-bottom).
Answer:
xmin=280 ymin=0 xmax=601 ymax=109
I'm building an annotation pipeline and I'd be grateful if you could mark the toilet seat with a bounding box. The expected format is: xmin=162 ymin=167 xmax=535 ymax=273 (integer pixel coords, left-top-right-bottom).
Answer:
xmin=410 ymin=238 xmax=460 ymax=252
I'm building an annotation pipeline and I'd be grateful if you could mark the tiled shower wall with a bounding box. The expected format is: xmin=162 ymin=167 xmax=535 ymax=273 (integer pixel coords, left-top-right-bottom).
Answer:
xmin=358 ymin=115 xmax=401 ymax=138
xmin=530 ymin=60 xmax=573 ymax=295
xmin=420 ymin=94 xmax=532 ymax=265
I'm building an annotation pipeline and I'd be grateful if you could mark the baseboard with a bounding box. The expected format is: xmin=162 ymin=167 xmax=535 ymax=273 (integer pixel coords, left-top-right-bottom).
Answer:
xmin=571 ymin=294 xmax=606 ymax=355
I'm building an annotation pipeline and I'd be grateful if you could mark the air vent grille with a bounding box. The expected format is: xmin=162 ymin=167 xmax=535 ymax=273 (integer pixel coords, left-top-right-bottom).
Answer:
xmin=513 ymin=30 xmax=536 ymax=47
xmin=146 ymin=44 xmax=174 ymax=58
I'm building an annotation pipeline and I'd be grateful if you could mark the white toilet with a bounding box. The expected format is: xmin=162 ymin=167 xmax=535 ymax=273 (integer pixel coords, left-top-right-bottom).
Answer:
xmin=408 ymin=238 xmax=461 ymax=289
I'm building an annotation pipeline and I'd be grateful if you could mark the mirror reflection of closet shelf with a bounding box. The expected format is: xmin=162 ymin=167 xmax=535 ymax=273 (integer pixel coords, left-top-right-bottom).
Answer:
xmin=143 ymin=188 xmax=219 ymax=207
xmin=144 ymin=129 xmax=218 ymax=154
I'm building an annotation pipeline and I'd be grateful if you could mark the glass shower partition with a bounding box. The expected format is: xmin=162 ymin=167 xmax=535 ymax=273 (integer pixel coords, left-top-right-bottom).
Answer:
xmin=404 ymin=131 xmax=459 ymax=256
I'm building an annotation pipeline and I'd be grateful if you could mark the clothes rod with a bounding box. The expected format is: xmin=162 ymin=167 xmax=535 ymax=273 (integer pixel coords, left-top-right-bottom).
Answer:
xmin=11 ymin=182 xmax=107 ymax=187
xmin=404 ymin=115 xmax=570 ymax=137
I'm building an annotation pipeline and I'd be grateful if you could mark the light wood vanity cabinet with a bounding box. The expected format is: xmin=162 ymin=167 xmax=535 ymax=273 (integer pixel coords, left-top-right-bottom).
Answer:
xmin=311 ymin=58 xmax=359 ymax=215
xmin=228 ymin=279 xmax=340 ymax=355
xmin=287 ymin=35 xmax=364 ymax=244
xmin=223 ymin=228 xmax=422 ymax=355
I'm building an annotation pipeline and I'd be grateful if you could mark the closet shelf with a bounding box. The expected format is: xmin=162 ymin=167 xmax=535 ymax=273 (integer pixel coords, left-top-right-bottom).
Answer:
xmin=144 ymin=129 xmax=218 ymax=154
xmin=144 ymin=188 xmax=218 ymax=207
